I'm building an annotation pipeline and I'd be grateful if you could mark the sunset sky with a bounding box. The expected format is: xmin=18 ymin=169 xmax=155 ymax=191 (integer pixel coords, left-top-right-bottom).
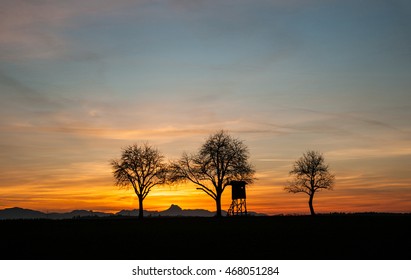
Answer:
xmin=1 ymin=0 xmax=410 ymax=215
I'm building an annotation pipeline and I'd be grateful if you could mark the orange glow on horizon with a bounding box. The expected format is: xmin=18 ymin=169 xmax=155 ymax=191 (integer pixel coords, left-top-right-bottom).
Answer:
xmin=1 ymin=147 xmax=410 ymax=215
xmin=1 ymin=176 xmax=411 ymax=215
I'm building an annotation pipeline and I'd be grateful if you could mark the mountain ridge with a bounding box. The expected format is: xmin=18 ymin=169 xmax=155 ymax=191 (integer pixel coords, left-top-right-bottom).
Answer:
xmin=0 ymin=204 xmax=267 ymax=219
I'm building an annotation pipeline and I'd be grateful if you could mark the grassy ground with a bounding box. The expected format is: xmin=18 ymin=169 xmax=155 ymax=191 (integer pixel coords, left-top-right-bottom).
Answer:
xmin=1 ymin=215 xmax=410 ymax=260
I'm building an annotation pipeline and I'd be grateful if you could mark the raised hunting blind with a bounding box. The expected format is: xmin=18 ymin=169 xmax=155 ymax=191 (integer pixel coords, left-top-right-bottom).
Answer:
xmin=227 ymin=180 xmax=247 ymax=216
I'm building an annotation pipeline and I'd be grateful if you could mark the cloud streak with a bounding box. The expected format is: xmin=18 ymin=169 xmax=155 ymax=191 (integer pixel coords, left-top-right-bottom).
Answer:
xmin=0 ymin=0 xmax=143 ymax=60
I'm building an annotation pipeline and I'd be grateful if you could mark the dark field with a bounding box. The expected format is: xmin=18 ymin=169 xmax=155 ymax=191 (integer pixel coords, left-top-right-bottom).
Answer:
xmin=1 ymin=214 xmax=410 ymax=260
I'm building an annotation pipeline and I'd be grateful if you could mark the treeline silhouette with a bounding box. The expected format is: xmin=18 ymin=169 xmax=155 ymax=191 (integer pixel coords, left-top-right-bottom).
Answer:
xmin=111 ymin=130 xmax=335 ymax=218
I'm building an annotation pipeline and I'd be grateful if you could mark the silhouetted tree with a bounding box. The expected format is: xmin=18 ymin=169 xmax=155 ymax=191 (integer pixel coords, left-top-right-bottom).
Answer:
xmin=170 ymin=130 xmax=255 ymax=218
xmin=111 ymin=143 xmax=168 ymax=219
xmin=285 ymin=150 xmax=335 ymax=216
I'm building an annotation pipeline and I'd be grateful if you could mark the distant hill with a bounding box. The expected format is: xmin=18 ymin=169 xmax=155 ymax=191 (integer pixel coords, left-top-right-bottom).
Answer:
xmin=117 ymin=204 xmax=222 ymax=217
xmin=0 ymin=207 xmax=112 ymax=220
xmin=47 ymin=209 xmax=112 ymax=219
xmin=115 ymin=204 xmax=267 ymax=217
xmin=0 ymin=205 xmax=267 ymax=220
xmin=0 ymin=207 xmax=47 ymax=219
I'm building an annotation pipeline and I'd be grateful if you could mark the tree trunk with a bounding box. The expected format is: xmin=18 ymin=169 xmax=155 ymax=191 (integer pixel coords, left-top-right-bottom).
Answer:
xmin=215 ymin=192 xmax=222 ymax=218
xmin=138 ymin=195 xmax=144 ymax=219
xmin=308 ymin=193 xmax=315 ymax=216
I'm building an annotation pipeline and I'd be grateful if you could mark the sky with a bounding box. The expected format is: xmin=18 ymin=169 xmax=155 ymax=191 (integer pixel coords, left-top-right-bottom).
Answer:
xmin=0 ymin=0 xmax=410 ymax=215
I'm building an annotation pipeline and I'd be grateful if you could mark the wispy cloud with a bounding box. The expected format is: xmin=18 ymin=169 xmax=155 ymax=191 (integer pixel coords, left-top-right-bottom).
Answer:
xmin=0 ymin=0 xmax=143 ymax=60
xmin=0 ymin=71 xmax=64 ymax=108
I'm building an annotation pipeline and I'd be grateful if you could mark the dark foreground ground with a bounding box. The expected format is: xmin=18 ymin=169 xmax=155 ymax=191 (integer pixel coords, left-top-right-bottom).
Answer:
xmin=1 ymin=214 xmax=410 ymax=260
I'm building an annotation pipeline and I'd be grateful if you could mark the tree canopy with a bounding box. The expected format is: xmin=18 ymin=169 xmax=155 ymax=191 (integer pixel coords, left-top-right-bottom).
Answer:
xmin=170 ymin=130 xmax=255 ymax=217
xmin=111 ymin=143 xmax=168 ymax=219
xmin=285 ymin=150 xmax=335 ymax=215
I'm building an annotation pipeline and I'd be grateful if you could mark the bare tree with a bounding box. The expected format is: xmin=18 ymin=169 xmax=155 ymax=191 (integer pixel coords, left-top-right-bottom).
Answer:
xmin=170 ymin=130 xmax=255 ymax=217
xmin=111 ymin=143 xmax=168 ymax=219
xmin=285 ymin=150 xmax=335 ymax=216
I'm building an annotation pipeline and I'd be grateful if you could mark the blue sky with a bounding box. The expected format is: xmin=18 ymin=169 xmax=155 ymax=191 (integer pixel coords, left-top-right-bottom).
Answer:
xmin=1 ymin=0 xmax=410 ymax=214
